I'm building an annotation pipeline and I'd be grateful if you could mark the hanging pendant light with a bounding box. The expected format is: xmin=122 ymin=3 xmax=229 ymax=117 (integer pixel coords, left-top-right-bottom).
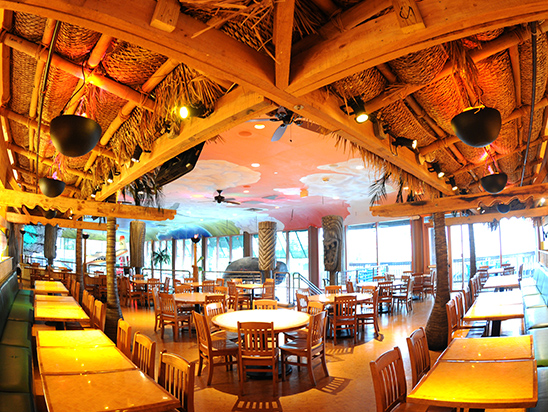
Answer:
xmin=50 ymin=114 xmax=102 ymax=157
xmin=43 ymin=209 xmax=57 ymax=220
xmin=480 ymin=172 xmax=508 ymax=194
xmin=39 ymin=177 xmax=65 ymax=198
xmin=451 ymin=106 xmax=501 ymax=148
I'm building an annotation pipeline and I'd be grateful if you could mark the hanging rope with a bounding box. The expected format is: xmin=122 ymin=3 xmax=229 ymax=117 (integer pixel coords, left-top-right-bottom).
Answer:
xmin=520 ymin=22 xmax=538 ymax=186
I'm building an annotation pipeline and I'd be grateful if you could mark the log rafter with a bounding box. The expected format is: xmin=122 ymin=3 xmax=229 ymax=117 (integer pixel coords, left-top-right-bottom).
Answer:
xmin=6 ymin=211 xmax=109 ymax=230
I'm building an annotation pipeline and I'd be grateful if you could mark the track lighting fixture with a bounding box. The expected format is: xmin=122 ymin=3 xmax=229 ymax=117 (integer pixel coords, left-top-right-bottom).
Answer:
xmin=427 ymin=162 xmax=445 ymax=178
xmin=131 ymin=145 xmax=143 ymax=163
xmin=392 ymin=136 xmax=418 ymax=150
xmin=179 ymin=104 xmax=207 ymax=119
xmin=107 ymin=171 xmax=114 ymax=184
xmin=342 ymin=97 xmax=369 ymax=124
xmin=448 ymin=177 xmax=458 ymax=191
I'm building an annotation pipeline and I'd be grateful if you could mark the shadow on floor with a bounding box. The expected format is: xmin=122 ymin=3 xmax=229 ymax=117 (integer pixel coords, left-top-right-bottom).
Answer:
xmin=232 ymin=398 xmax=283 ymax=411
xmin=315 ymin=376 xmax=351 ymax=396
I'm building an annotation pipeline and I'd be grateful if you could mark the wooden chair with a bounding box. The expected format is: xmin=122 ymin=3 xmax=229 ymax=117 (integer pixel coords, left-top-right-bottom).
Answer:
xmin=204 ymin=293 xmax=227 ymax=310
xmin=412 ymin=273 xmax=424 ymax=299
xmin=193 ymin=311 xmax=238 ymax=386
xmin=214 ymin=286 xmax=228 ymax=295
xmin=123 ymin=276 xmax=143 ymax=308
xmin=406 ymin=327 xmax=430 ymax=388
xmin=372 ymin=275 xmax=386 ymax=282
xmin=455 ymin=292 xmax=487 ymax=332
xmin=163 ymin=277 xmax=171 ymax=293
xmin=227 ymin=281 xmax=250 ymax=310
xmin=392 ymin=277 xmax=414 ymax=313
xmin=131 ymin=332 xmax=156 ymax=379
xmin=307 ymin=301 xmax=324 ymax=315
xmin=325 ymin=285 xmax=342 ymax=295
xmin=175 ymin=283 xmax=193 ymax=293
xmin=329 ymin=295 xmax=357 ymax=345
xmin=202 ymin=280 xmax=215 ymax=293
xmin=253 ymin=299 xmax=277 ymax=310
xmin=280 ymin=311 xmax=329 ymax=386
xmin=90 ymin=300 xmax=106 ymax=331
xmin=237 ymin=321 xmax=279 ymax=396
xmin=357 ymin=286 xmax=379 ymax=336
xmin=377 ymin=280 xmax=394 ymax=313
xmin=215 ymin=278 xmax=224 ymax=287
xmin=81 ymin=290 xmax=91 ymax=315
xmin=295 ymin=292 xmax=309 ymax=312
xmin=259 ymin=280 xmax=275 ymax=300
xmin=446 ymin=299 xmax=469 ymax=344
xmin=422 ymin=272 xmax=435 ymax=296
xmin=204 ymin=302 xmax=238 ymax=341
xmin=116 ymin=318 xmax=132 ymax=358
xmin=370 ymin=347 xmax=444 ymax=412
xmin=146 ymin=278 xmax=162 ymax=307
xmin=159 ymin=292 xmax=191 ymax=341
xmin=151 ymin=286 xmax=162 ymax=332
xmin=345 ymin=280 xmax=355 ymax=293
xmin=158 ymin=351 xmax=196 ymax=412
xmin=183 ymin=277 xmax=194 ymax=283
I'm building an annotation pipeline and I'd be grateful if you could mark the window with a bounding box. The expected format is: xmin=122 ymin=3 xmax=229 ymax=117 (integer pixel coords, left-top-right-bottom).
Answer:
xmin=275 ymin=232 xmax=287 ymax=262
xmin=377 ymin=220 xmax=412 ymax=277
xmin=206 ymin=237 xmax=217 ymax=271
xmin=231 ymin=235 xmax=244 ymax=262
xmin=288 ymin=230 xmax=308 ymax=276
xmin=218 ymin=237 xmax=230 ymax=271
xmin=347 ymin=223 xmax=377 ymax=282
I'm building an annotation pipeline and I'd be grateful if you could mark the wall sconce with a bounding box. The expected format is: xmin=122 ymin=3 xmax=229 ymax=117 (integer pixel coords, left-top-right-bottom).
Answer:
xmin=447 ymin=177 xmax=458 ymax=191
xmin=392 ymin=136 xmax=417 ymax=150
xmin=341 ymin=97 xmax=369 ymax=124
xmin=131 ymin=145 xmax=143 ymax=163
xmin=427 ymin=162 xmax=445 ymax=178
xmin=191 ymin=234 xmax=201 ymax=244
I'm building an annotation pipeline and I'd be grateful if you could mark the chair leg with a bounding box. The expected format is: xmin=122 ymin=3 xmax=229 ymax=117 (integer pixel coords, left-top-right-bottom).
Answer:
xmin=207 ymin=356 xmax=214 ymax=386
xmin=198 ymin=353 xmax=204 ymax=376
xmin=321 ymin=350 xmax=329 ymax=377
xmin=307 ymin=353 xmax=316 ymax=386
xmin=272 ymin=358 xmax=278 ymax=396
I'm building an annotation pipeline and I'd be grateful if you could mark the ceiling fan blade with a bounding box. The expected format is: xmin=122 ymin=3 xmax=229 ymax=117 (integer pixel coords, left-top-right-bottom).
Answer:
xmin=247 ymin=118 xmax=279 ymax=122
xmin=224 ymin=200 xmax=241 ymax=205
xmin=271 ymin=124 xmax=288 ymax=142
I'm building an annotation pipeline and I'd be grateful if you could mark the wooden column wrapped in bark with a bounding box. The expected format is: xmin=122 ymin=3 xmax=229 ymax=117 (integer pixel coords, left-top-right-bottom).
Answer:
xmin=105 ymin=216 xmax=122 ymax=342
xmin=425 ymin=212 xmax=451 ymax=351
xmin=44 ymin=224 xmax=57 ymax=268
xmin=468 ymin=223 xmax=477 ymax=281
xmin=322 ymin=215 xmax=344 ymax=285
xmin=130 ymin=220 xmax=146 ymax=275
xmin=75 ymin=228 xmax=83 ymax=301
xmin=258 ymin=221 xmax=277 ymax=280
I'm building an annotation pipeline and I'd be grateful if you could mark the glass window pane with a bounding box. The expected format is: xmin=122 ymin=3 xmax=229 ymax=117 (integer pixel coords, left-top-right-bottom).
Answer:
xmin=288 ymin=230 xmax=308 ymax=277
xmin=378 ymin=220 xmax=411 ymax=277
xmin=275 ymin=232 xmax=287 ymax=261
xmin=473 ymin=223 xmax=500 ymax=267
xmin=347 ymin=223 xmax=377 ymax=282
xmin=231 ymin=235 xmax=244 ymax=261
xmin=218 ymin=237 xmax=230 ymax=270
xmin=206 ymin=237 xmax=217 ymax=271
xmin=252 ymin=234 xmax=259 ymax=258
xmin=500 ymin=218 xmax=537 ymax=275
xmin=175 ymin=240 xmax=184 ymax=270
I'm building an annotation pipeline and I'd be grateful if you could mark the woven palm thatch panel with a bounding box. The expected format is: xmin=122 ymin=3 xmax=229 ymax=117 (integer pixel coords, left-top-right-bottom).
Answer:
xmin=454 ymin=172 xmax=474 ymax=189
xmin=475 ymin=51 xmax=515 ymax=118
xmin=461 ymin=28 xmax=504 ymax=49
xmin=110 ymin=107 xmax=146 ymax=165
xmin=498 ymin=152 xmax=521 ymax=176
xmin=92 ymin=156 xmax=116 ymax=187
xmin=413 ymin=74 xmax=468 ymax=135
xmin=520 ymin=32 xmax=548 ymax=105
xmin=490 ymin=121 xmax=518 ymax=155
xmin=42 ymin=67 xmax=79 ymax=122
xmin=10 ymin=50 xmax=37 ymax=115
xmin=331 ymin=68 xmax=386 ymax=103
xmin=518 ymin=106 xmax=545 ymax=148
xmin=454 ymin=142 xmax=486 ymax=164
xmin=65 ymin=154 xmax=90 ymax=172
xmin=377 ymin=100 xmax=437 ymax=147
xmin=102 ymin=40 xmax=168 ymax=87
xmin=84 ymin=85 xmax=127 ymax=134
xmin=293 ymin=0 xmax=326 ymax=39
xmin=388 ymin=45 xmax=448 ymax=85
xmin=54 ymin=23 xmax=100 ymax=61
xmin=8 ymin=119 xmax=29 ymax=148
xmin=432 ymin=149 xmax=461 ymax=175
xmin=13 ymin=12 xmax=46 ymax=42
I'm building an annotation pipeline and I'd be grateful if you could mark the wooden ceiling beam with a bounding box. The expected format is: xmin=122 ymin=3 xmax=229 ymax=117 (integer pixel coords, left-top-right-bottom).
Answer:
xmin=289 ymin=1 xmax=544 ymax=95
xmin=0 ymin=188 xmax=176 ymax=221
xmin=95 ymin=89 xmax=275 ymax=200
xmin=370 ymin=183 xmax=548 ymax=217
xmin=446 ymin=206 xmax=548 ymax=226
xmin=6 ymin=212 xmax=109 ymax=230
xmin=273 ymin=0 xmax=295 ymax=90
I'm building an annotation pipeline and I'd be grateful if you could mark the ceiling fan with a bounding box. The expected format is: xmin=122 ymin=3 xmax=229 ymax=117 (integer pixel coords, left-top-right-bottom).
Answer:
xmin=214 ymin=189 xmax=240 ymax=205
xmin=250 ymin=106 xmax=326 ymax=142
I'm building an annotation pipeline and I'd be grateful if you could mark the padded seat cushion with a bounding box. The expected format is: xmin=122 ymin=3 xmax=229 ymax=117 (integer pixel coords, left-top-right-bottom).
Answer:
xmin=14 ymin=294 xmax=32 ymax=306
xmin=0 ymin=392 xmax=34 ymax=412
xmin=525 ymin=307 xmax=548 ymax=330
xmin=16 ymin=290 xmax=33 ymax=297
xmin=527 ymin=366 xmax=548 ymax=412
xmin=523 ymin=294 xmax=546 ymax=308
xmin=521 ymin=278 xmax=537 ymax=287
xmin=530 ymin=328 xmax=548 ymax=367
xmin=0 ymin=345 xmax=32 ymax=392
xmin=7 ymin=302 xmax=33 ymax=322
xmin=522 ymin=286 xmax=540 ymax=296
xmin=0 ymin=321 xmax=31 ymax=348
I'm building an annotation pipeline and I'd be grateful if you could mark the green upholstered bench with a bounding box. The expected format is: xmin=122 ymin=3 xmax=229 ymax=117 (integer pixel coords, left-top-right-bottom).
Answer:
xmin=0 ymin=392 xmax=34 ymax=412
xmin=530 ymin=328 xmax=548 ymax=367
xmin=527 ymin=366 xmax=548 ymax=411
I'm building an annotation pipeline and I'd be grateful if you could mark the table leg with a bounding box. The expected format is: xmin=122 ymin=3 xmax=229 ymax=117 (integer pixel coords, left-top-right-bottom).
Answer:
xmin=490 ymin=320 xmax=502 ymax=336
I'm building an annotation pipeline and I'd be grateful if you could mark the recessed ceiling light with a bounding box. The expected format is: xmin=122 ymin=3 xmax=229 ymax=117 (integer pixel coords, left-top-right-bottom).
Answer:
xmin=274 ymin=171 xmax=278 ymax=174
xmin=355 ymin=165 xmax=364 ymax=170
xmin=275 ymin=206 xmax=280 ymax=209
xmin=333 ymin=196 xmax=340 ymax=200
xmin=251 ymin=163 xmax=260 ymax=168
xmin=254 ymin=124 xmax=265 ymax=130
xmin=191 ymin=194 xmax=204 ymax=198
xmin=239 ymin=130 xmax=252 ymax=137
xmin=200 ymin=219 xmax=204 ymax=221
xmin=243 ymin=190 xmax=249 ymax=193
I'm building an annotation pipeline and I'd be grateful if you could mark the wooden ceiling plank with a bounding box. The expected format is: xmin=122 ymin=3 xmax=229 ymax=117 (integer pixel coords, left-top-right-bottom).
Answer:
xmin=0 ymin=188 xmax=176 ymax=221
xmin=6 ymin=212 xmax=109 ymax=230
xmin=289 ymin=2 xmax=539 ymax=96
xmin=95 ymin=89 xmax=275 ymax=200
xmin=0 ymin=10 xmax=10 ymax=106
xmin=390 ymin=0 xmax=425 ymax=34
xmin=273 ymin=0 xmax=295 ymax=90
xmin=150 ymin=0 xmax=179 ymax=33
xmin=370 ymin=183 xmax=548 ymax=217
xmin=446 ymin=206 xmax=548 ymax=226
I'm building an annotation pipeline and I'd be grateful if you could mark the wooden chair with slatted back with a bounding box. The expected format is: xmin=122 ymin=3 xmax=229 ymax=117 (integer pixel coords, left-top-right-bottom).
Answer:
xmin=214 ymin=286 xmax=228 ymax=295
xmin=346 ymin=280 xmax=355 ymax=293
xmin=194 ymin=311 xmax=238 ymax=386
xmin=227 ymin=281 xmax=250 ymax=310
xmin=295 ymin=292 xmax=309 ymax=312
xmin=330 ymin=295 xmax=357 ymax=345
xmin=150 ymin=286 xmax=161 ymax=332
xmin=163 ymin=277 xmax=171 ymax=293
xmin=406 ymin=327 xmax=430 ymax=388
xmin=159 ymin=292 xmax=191 ymax=341
xmin=280 ymin=311 xmax=328 ymax=387
xmin=202 ymin=280 xmax=216 ymax=293
xmin=377 ymin=280 xmax=394 ymax=313
xmin=325 ymin=285 xmax=342 ymax=295
xmin=260 ymin=281 xmax=275 ymax=300
xmin=253 ymin=299 xmax=278 ymax=310
xmin=158 ymin=351 xmax=196 ymax=412
xmin=237 ymin=321 xmax=278 ymax=396
xmin=183 ymin=277 xmax=194 ymax=283
xmin=204 ymin=293 xmax=227 ymax=311
xmin=215 ymin=278 xmax=224 ymax=287
xmin=81 ymin=289 xmax=90 ymax=315
xmin=357 ymin=286 xmax=379 ymax=336
xmin=392 ymin=277 xmax=414 ymax=313
xmin=176 ymin=283 xmax=193 ymax=293
xmin=90 ymin=300 xmax=106 ymax=331
xmin=146 ymin=278 xmax=162 ymax=307
xmin=116 ymin=318 xmax=132 ymax=358
xmin=132 ymin=332 xmax=156 ymax=379
xmin=446 ymin=299 xmax=469 ymax=344
xmin=307 ymin=301 xmax=324 ymax=315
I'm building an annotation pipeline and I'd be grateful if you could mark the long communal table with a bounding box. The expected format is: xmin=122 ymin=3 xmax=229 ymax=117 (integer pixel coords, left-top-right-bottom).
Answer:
xmin=36 ymin=329 xmax=180 ymax=412
xmin=34 ymin=280 xmax=69 ymax=295
xmin=482 ymin=274 xmax=520 ymax=290
xmin=34 ymin=294 xmax=89 ymax=325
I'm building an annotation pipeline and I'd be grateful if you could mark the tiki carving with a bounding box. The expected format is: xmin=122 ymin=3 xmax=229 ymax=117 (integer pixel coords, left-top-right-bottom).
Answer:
xmin=130 ymin=220 xmax=146 ymax=273
xmin=259 ymin=221 xmax=277 ymax=278
xmin=322 ymin=215 xmax=344 ymax=285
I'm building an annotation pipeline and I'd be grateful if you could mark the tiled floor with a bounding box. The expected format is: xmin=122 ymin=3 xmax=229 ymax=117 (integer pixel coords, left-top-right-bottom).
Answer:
xmin=35 ymin=295 xmax=523 ymax=412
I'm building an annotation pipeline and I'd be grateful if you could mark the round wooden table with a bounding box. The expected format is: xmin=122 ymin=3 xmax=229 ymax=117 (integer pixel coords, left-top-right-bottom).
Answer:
xmin=308 ymin=292 xmax=372 ymax=307
xmin=212 ymin=309 xmax=309 ymax=333
xmin=173 ymin=292 xmax=224 ymax=305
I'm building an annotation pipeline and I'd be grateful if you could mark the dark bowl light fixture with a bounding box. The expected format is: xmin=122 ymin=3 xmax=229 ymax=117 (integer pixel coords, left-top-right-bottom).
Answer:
xmin=451 ymin=106 xmax=502 ymax=148
xmin=191 ymin=234 xmax=201 ymax=244
xmin=393 ymin=136 xmax=417 ymax=150
xmin=496 ymin=203 xmax=511 ymax=214
xmin=38 ymin=177 xmax=66 ymax=198
xmin=480 ymin=172 xmax=508 ymax=194
xmin=43 ymin=209 xmax=57 ymax=220
xmin=50 ymin=114 xmax=102 ymax=157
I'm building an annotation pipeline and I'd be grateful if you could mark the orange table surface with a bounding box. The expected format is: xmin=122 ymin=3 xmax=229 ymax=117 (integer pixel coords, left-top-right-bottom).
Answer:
xmin=37 ymin=330 xmax=114 ymax=348
xmin=440 ymin=336 xmax=533 ymax=361
xmin=213 ymin=309 xmax=309 ymax=333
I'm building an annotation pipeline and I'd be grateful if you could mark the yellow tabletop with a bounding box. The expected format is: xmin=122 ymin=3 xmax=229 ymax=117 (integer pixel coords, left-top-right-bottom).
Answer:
xmin=309 ymin=292 xmax=372 ymax=306
xmin=213 ymin=309 xmax=309 ymax=333
xmin=235 ymin=283 xmax=263 ymax=290
xmin=38 ymin=346 xmax=136 ymax=375
xmin=483 ymin=274 xmax=520 ymax=289
xmin=34 ymin=299 xmax=89 ymax=323
xmin=34 ymin=280 xmax=69 ymax=295
xmin=408 ymin=359 xmax=538 ymax=408
xmin=440 ymin=336 xmax=533 ymax=361
xmin=35 ymin=295 xmax=75 ymax=302
xmin=476 ymin=289 xmax=523 ymax=305
xmin=37 ymin=330 xmax=114 ymax=348
xmin=42 ymin=370 xmax=180 ymax=412
xmin=464 ymin=291 xmax=524 ymax=322
xmin=174 ymin=292 xmax=224 ymax=304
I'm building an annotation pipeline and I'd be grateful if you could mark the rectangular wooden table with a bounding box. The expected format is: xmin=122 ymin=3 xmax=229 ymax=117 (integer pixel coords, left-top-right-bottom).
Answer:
xmin=463 ymin=290 xmax=524 ymax=336
xmin=34 ymin=295 xmax=89 ymax=324
xmin=34 ymin=280 xmax=69 ymax=295
xmin=483 ymin=274 xmax=520 ymax=290
xmin=439 ymin=335 xmax=533 ymax=361
xmin=37 ymin=329 xmax=114 ymax=348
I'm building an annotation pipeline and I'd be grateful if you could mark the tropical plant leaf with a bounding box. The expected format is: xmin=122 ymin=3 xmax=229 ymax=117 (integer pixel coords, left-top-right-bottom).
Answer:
xmin=369 ymin=171 xmax=391 ymax=206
